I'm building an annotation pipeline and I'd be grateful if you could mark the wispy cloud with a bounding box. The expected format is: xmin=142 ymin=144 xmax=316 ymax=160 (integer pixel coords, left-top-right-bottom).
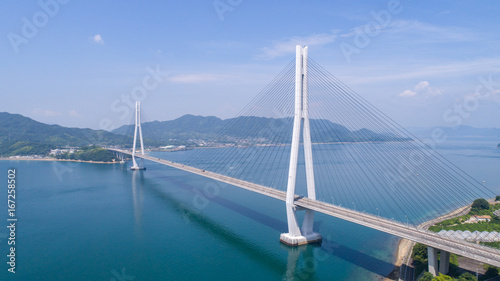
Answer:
xmin=68 ymin=110 xmax=81 ymax=117
xmin=33 ymin=108 xmax=62 ymax=116
xmin=435 ymin=10 xmax=451 ymax=17
xmin=258 ymin=33 xmax=337 ymax=59
xmin=384 ymin=20 xmax=476 ymax=43
xmin=464 ymin=77 xmax=500 ymax=103
xmin=399 ymin=81 xmax=442 ymax=98
xmin=92 ymin=34 xmax=104 ymax=44
xmin=167 ymin=73 xmax=224 ymax=83
xmin=341 ymin=57 xmax=500 ymax=85
xmin=337 ymin=19 xmax=476 ymax=45
xmin=399 ymin=89 xmax=417 ymax=97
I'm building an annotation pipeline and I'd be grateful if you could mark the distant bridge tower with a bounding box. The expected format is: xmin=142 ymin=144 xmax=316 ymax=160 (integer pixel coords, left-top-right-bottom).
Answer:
xmin=280 ymin=45 xmax=321 ymax=246
xmin=131 ymin=101 xmax=146 ymax=170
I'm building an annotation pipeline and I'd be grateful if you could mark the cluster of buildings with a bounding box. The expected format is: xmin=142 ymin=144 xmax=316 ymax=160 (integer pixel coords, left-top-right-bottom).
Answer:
xmin=157 ymin=145 xmax=187 ymax=152
xmin=8 ymin=155 xmax=45 ymax=159
xmin=463 ymin=207 xmax=500 ymax=224
xmin=49 ymin=148 xmax=77 ymax=156
xmin=465 ymin=215 xmax=493 ymax=223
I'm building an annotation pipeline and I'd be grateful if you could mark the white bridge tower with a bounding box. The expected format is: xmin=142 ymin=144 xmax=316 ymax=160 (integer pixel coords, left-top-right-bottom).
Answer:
xmin=280 ymin=45 xmax=322 ymax=246
xmin=131 ymin=101 xmax=146 ymax=170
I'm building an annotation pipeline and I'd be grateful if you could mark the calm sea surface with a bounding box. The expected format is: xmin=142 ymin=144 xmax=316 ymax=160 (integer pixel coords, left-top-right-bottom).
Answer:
xmin=0 ymin=138 xmax=498 ymax=280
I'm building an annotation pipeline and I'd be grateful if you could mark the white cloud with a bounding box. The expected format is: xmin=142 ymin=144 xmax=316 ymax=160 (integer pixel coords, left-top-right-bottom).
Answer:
xmin=436 ymin=10 xmax=451 ymax=16
xmin=33 ymin=108 xmax=62 ymax=116
xmin=414 ymin=81 xmax=429 ymax=91
xmin=494 ymin=89 xmax=500 ymax=103
xmin=93 ymin=34 xmax=104 ymax=44
xmin=384 ymin=20 xmax=479 ymax=43
xmin=399 ymin=90 xmax=417 ymax=97
xmin=335 ymin=19 xmax=474 ymax=49
xmin=258 ymin=33 xmax=337 ymax=59
xmin=399 ymin=81 xmax=442 ymax=98
xmin=68 ymin=110 xmax=81 ymax=117
xmin=167 ymin=74 xmax=223 ymax=83
xmin=464 ymin=78 xmax=500 ymax=102
xmin=339 ymin=57 xmax=500 ymax=85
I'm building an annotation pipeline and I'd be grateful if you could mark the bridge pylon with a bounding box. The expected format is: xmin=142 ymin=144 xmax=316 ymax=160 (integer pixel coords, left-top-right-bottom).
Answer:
xmin=131 ymin=101 xmax=146 ymax=170
xmin=280 ymin=45 xmax=322 ymax=246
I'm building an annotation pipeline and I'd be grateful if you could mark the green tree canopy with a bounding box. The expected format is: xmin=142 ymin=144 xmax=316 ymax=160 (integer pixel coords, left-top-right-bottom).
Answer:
xmin=55 ymin=147 xmax=117 ymax=162
xmin=433 ymin=273 xmax=454 ymax=280
xmin=484 ymin=265 xmax=499 ymax=279
xmin=418 ymin=272 xmax=433 ymax=281
xmin=471 ymin=198 xmax=489 ymax=212
xmin=412 ymin=243 xmax=428 ymax=261
xmin=457 ymin=272 xmax=476 ymax=281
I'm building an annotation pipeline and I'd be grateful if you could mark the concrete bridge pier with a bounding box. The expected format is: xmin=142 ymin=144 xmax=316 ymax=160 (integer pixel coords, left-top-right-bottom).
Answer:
xmin=428 ymin=246 xmax=450 ymax=276
xmin=280 ymin=45 xmax=322 ymax=246
xmin=439 ymin=251 xmax=450 ymax=274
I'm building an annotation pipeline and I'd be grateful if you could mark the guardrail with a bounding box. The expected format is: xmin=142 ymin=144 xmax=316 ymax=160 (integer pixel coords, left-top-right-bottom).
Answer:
xmin=108 ymin=148 xmax=500 ymax=267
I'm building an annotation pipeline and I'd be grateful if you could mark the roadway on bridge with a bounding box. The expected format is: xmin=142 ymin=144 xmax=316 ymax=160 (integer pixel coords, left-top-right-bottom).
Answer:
xmin=108 ymin=148 xmax=500 ymax=268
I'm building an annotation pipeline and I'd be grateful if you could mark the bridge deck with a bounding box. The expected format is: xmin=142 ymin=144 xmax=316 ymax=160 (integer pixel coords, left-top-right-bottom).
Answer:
xmin=109 ymin=148 xmax=500 ymax=267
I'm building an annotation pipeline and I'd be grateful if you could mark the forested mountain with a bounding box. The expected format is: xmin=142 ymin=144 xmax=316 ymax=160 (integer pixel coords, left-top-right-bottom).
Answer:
xmin=113 ymin=114 xmax=406 ymax=143
xmin=0 ymin=112 xmax=410 ymax=157
xmin=0 ymin=112 xmax=134 ymax=156
xmin=0 ymin=112 xmax=131 ymax=145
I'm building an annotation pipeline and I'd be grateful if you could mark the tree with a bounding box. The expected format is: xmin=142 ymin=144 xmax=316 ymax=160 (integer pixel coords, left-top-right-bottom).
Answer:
xmin=483 ymin=265 xmax=499 ymax=279
xmin=457 ymin=272 xmax=476 ymax=281
xmin=412 ymin=243 xmax=428 ymax=261
xmin=496 ymin=195 xmax=500 ymax=201
xmin=471 ymin=198 xmax=489 ymax=212
xmin=418 ymin=272 xmax=433 ymax=281
xmin=432 ymin=273 xmax=454 ymax=280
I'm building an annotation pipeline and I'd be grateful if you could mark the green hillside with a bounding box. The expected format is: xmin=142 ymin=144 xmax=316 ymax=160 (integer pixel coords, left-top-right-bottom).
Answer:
xmin=0 ymin=112 xmax=137 ymax=156
xmin=113 ymin=114 xmax=408 ymax=144
xmin=55 ymin=145 xmax=118 ymax=162
xmin=0 ymin=112 xmax=411 ymax=157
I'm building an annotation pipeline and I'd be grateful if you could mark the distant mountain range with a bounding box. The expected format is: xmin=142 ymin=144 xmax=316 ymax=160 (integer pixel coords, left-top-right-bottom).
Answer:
xmin=112 ymin=114 xmax=408 ymax=143
xmin=0 ymin=112 xmax=131 ymax=146
xmin=0 ymin=112 xmax=136 ymax=156
xmin=1 ymin=112 xmax=498 ymax=156
xmin=2 ymin=112 xmax=397 ymax=156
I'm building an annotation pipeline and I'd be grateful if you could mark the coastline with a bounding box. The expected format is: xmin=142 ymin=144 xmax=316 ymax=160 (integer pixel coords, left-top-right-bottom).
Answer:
xmin=384 ymin=203 xmax=472 ymax=280
xmin=0 ymin=157 xmax=119 ymax=165
xmin=383 ymin=238 xmax=414 ymax=281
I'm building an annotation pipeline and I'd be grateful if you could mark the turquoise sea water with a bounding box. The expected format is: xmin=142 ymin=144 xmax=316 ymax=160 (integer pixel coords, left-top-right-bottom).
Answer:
xmin=0 ymin=138 xmax=498 ymax=280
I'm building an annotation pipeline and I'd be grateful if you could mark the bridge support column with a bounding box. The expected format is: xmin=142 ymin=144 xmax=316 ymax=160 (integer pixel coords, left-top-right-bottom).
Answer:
xmin=131 ymin=101 xmax=146 ymax=170
xmin=439 ymin=250 xmax=450 ymax=275
xmin=428 ymin=247 xmax=450 ymax=276
xmin=280 ymin=45 xmax=321 ymax=246
xmin=428 ymin=246 xmax=438 ymax=276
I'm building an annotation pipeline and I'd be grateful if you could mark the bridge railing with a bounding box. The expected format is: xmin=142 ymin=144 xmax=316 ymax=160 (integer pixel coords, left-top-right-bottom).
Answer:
xmin=108 ymin=148 xmax=500 ymax=265
xmin=328 ymin=201 xmax=500 ymax=258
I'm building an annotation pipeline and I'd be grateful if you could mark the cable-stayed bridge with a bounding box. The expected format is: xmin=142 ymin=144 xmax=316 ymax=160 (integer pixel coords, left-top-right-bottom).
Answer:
xmin=108 ymin=46 xmax=500 ymax=276
xmin=109 ymin=148 xmax=500 ymax=271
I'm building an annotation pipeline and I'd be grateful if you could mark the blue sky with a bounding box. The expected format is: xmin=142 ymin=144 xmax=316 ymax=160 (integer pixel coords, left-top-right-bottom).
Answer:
xmin=1 ymin=0 xmax=499 ymax=130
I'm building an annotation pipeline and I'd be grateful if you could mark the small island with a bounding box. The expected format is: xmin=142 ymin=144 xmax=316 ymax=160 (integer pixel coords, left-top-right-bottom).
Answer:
xmin=411 ymin=198 xmax=500 ymax=280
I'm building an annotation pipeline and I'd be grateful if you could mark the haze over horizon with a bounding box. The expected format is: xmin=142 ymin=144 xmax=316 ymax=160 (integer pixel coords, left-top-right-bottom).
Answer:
xmin=2 ymin=1 xmax=499 ymax=130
